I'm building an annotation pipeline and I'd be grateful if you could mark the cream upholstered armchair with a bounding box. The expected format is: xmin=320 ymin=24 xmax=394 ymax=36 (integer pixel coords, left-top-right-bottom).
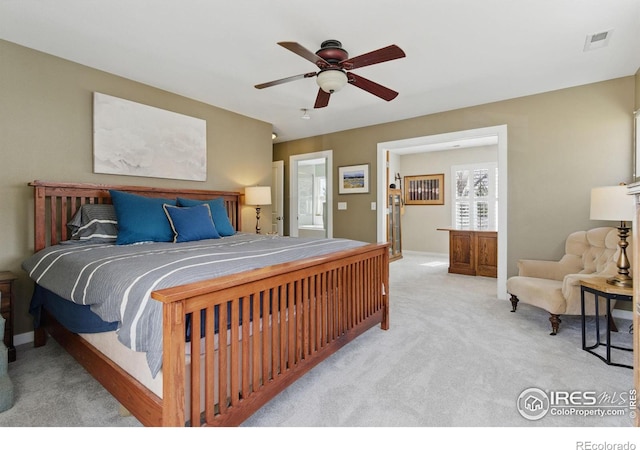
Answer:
xmin=506 ymin=227 xmax=630 ymax=335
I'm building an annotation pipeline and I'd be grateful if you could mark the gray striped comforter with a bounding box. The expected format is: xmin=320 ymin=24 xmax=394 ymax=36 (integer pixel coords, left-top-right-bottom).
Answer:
xmin=22 ymin=233 xmax=365 ymax=377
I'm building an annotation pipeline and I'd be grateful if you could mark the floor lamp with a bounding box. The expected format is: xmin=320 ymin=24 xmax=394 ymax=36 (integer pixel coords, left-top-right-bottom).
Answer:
xmin=590 ymin=184 xmax=635 ymax=288
xmin=245 ymin=186 xmax=272 ymax=234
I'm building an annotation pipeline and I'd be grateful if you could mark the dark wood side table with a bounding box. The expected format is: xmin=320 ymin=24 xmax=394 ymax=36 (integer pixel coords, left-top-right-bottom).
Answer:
xmin=0 ymin=271 xmax=17 ymax=362
xmin=580 ymin=277 xmax=633 ymax=369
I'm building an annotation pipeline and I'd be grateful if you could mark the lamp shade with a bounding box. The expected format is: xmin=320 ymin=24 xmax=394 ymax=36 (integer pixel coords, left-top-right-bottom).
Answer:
xmin=245 ymin=186 xmax=272 ymax=206
xmin=590 ymin=185 xmax=635 ymax=222
xmin=316 ymin=69 xmax=348 ymax=93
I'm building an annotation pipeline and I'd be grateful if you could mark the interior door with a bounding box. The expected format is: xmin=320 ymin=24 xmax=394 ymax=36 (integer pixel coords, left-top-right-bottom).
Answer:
xmin=290 ymin=150 xmax=333 ymax=238
xmin=271 ymin=160 xmax=284 ymax=235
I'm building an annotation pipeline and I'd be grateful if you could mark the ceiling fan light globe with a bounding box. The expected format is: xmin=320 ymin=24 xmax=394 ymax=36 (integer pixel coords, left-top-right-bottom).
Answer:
xmin=316 ymin=70 xmax=348 ymax=94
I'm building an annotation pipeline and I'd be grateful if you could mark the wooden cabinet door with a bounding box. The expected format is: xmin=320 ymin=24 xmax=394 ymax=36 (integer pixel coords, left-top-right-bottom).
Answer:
xmin=476 ymin=232 xmax=498 ymax=278
xmin=449 ymin=231 xmax=476 ymax=275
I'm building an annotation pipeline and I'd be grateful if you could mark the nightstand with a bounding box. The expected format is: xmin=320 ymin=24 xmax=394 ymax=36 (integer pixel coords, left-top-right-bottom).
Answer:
xmin=0 ymin=271 xmax=17 ymax=362
xmin=580 ymin=277 xmax=633 ymax=369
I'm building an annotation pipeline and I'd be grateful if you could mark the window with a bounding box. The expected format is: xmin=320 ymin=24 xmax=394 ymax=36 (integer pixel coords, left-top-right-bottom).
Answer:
xmin=451 ymin=162 xmax=498 ymax=230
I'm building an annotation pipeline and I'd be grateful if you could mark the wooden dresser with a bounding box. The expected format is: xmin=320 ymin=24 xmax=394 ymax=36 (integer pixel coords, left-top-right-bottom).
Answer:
xmin=0 ymin=271 xmax=17 ymax=362
xmin=437 ymin=228 xmax=498 ymax=278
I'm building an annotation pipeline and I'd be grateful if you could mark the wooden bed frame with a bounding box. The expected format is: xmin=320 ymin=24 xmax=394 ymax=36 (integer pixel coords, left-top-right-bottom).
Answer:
xmin=29 ymin=180 xmax=390 ymax=427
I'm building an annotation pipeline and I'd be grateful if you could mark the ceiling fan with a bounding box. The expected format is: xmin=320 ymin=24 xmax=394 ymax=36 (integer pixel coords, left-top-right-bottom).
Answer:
xmin=255 ymin=39 xmax=406 ymax=108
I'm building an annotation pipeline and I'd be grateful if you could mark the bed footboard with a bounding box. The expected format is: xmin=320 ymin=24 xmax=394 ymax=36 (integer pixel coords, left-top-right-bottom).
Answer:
xmin=28 ymin=180 xmax=389 ymax=427
xmin=152 ymin=242 xmax=389 ymax=427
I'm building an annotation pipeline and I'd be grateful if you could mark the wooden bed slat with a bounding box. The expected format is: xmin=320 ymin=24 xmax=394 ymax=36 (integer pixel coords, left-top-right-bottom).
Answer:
xmin=204 ymin=307 xmax=215 ymax=424
xmin=232 ymin=297 xmax=242 ymax=407
xmin=251 ymin=292 xmax=260 ymax=392
xmin=242 ymin=295 xmax=251 ymax=400
xmin=222 ymin=300 xmax=232 ymax=414
xmin=261 ymin=289 xmax=270 ymax=385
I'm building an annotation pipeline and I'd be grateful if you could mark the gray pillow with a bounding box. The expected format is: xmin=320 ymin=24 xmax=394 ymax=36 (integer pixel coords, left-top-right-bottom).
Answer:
xmin=67 ymin=204 xmax=118 ymax=243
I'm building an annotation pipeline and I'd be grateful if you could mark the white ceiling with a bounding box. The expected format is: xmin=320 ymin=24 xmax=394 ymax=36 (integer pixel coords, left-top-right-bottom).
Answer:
xmin=1 ymin=1 xmax=639 ymax=144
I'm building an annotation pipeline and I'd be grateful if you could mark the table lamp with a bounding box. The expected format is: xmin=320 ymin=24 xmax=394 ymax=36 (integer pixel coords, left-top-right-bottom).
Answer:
xmin=245 ymin=186 xmax=272 ymax=234
xmin=589 ymin=184 xmax=635 ymax=287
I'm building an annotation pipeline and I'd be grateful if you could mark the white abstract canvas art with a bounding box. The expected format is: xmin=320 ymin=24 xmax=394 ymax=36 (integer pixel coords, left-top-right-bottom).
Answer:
xmin=93 ymin=92 xmax=207 ymax=181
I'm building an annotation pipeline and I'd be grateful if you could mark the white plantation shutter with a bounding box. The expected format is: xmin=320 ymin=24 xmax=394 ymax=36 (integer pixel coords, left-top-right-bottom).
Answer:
xmin=456 ymin=202 xmax=470 ymax=228
xmin=451 ymin=163 xmax=498 ymax=230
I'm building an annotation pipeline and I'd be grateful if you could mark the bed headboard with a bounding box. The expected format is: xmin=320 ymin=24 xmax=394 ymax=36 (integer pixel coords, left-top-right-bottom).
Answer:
xmin=29 ymin=180 xmax=242 ymax=252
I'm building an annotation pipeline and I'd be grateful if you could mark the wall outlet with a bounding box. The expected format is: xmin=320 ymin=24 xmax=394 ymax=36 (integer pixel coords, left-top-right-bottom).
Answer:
xmin=338 ymin=202 xmax=347 ymax=210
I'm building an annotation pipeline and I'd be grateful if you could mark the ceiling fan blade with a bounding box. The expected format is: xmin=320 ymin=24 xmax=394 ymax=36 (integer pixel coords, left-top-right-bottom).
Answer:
xmin=255 ymin=72 xmax=317 ymax=89
xmin=278 ymin=42 xmax=330 ymax=68
xmin=348 ymin=72 xmax=399 ymax=101
xmin=340 ymin=44 xmax=406 ymax=70
xmin=314 ymin=88 xmax=331 ymax=108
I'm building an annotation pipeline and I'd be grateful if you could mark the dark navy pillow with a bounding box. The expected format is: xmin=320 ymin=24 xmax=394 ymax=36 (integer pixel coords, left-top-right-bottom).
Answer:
xmin=176 ymin=196 xmax=236 ymax=236
xmin=163 ymin=203 xmax=221 ymax=243
xmin=109 ymin=190 xmax=176 ymax=245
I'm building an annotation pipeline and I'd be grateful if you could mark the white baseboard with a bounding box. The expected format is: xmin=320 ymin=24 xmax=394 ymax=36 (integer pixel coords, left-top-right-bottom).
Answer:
xmin=14 ymin=331 xmax=34 ymax=347
xmin=401 ymin=250 xmax=448 ymax=258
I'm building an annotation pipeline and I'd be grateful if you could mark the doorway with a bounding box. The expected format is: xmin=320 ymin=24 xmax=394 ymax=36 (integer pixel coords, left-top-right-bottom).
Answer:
xmin=376 ymin=125 xmax=508 ymax=299
xmin=289 ymin=150 xmax=333 ymax=238
xmin=271 ymin=160 xmax=284 ymax=235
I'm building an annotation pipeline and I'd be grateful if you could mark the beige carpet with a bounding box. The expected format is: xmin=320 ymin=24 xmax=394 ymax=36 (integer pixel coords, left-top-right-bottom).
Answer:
xmin=0 ymin=252 xmax=635 ymax=442
xmin=243 ymin=251 xmax=635 ymax=427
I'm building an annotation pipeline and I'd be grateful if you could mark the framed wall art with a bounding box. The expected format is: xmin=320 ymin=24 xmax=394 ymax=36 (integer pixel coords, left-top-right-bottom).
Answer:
xmin=405 ymin=173 xmax=444 ymax=205
xmin=338 ymin=163 xmax=369 ymax=194
xmin=93 ymin=92 xmax=207 ymax=181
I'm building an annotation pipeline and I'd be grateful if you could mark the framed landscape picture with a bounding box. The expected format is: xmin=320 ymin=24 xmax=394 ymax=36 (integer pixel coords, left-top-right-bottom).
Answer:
xmin=338 ymin=164 xmax=369 ymax=194
xmin=405 ymin=173 xmax=444 ymax=205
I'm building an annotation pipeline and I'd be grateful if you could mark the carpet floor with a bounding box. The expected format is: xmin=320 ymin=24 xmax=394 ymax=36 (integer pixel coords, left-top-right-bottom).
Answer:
xmin=0 ymin=252 xmax=635 ymax=435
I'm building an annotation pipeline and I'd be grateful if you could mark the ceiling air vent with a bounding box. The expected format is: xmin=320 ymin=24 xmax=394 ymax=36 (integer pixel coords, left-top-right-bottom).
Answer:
xmin=584 ymin=29 xmax=613 ymax=51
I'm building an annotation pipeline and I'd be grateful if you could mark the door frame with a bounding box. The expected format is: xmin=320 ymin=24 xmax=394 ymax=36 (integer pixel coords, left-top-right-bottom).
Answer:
xmin=272 ymin=160 xmax=284 ymax=235
xmin=289 ymin=150 xmax=333 ymax=238
xmin=376 ymin=125 xmax=508 ymax=300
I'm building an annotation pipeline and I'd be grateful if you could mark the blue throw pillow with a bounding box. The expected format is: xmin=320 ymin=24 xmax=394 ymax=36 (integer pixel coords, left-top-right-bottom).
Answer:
xmin=109 ymin=190 xmax=177 ymax=245
xmin=176 ymin=197 xmax=236 ymax=236
xmin=163 ymin=203 xmax=221 ymax=243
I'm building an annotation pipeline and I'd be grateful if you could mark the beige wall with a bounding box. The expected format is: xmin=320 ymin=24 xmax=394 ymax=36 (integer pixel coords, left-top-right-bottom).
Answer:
xmin=400 ymin=146 xmax=498 ymax=254
xmin=274 ymin=76 xmax=635 ymax=281
xmin=0 ymin=40 xmax=273 ymax=336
